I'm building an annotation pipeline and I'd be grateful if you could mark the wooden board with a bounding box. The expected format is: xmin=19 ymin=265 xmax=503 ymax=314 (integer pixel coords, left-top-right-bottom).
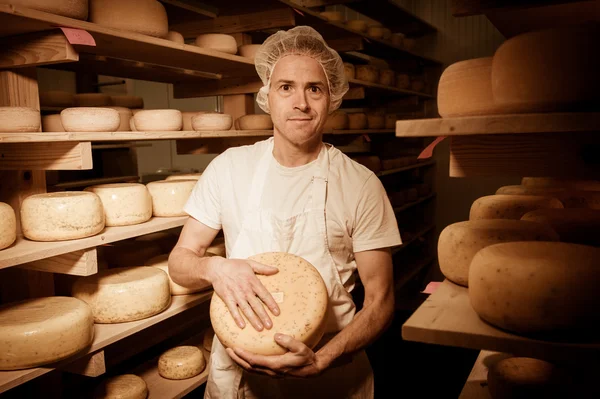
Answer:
xmin=376 ymin=159 xmax=435 ymax=176
xmin=402 ymin=280 xmax=600 ymax=364
xmin=458 ymin=350 xmax=495 ymax=399
xmin=18 ymin=248 xmax=98 ymax=276
xmin=0 ymin=30 xmax=77 ymax=68
xmin=0 ymin=141 xmax=93 ymax=170
xmin=50 ymin=175 xmax=140 ymax=190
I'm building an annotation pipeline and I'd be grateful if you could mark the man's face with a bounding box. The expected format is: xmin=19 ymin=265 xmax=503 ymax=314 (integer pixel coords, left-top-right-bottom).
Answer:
xmin=268 ymin=55 xmax=331 ymax=146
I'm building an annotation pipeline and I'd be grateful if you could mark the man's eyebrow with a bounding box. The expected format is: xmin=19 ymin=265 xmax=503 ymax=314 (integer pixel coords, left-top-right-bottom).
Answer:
xmin=272 ymin=79 xmax=294 ymax=85
xmin=307 ymin=81 xmax=327 ymax=87
xmin=271 ymin=79 xmax=327 ymax=87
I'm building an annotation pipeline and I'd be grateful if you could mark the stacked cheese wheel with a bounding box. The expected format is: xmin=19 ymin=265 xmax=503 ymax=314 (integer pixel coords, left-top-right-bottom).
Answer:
xmin=84 ymin=183 xmax=153 ymax=226
xmin=93 ymin=374 xmax=148 ymax=399
xmin=146 ymin=179 xmax=196 ymax=217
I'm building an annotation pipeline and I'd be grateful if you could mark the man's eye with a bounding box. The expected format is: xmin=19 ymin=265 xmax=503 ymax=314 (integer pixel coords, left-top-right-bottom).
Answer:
xmin=309 ymin=86 xmax=321 ymax=93
xmin=281 ymin=85 xmax=291 ymax=91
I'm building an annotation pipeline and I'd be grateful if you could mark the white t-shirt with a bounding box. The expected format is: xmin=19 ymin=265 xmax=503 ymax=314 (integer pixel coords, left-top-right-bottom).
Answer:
xmin=184 ymin=138 xmax=402 ymax=292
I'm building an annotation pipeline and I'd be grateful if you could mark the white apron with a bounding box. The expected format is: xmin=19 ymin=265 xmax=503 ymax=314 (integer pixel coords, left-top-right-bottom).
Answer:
xmin=205 ymin=139 xmax=374 ymax=399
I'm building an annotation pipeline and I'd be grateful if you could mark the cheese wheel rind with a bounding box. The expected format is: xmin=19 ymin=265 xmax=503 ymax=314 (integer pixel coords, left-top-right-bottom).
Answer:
xmin=521 ymin=208 xmax=600 ymax=246
xmin=0 ymin=296 xmax=94 ymax=370
xmin=166 ymin=30 xmax=185 ymax=44
xmin=146 ymin=179 xmax=196 ymax=217
xmin=42 ymin=114 xmax=65 ymax=132
xmin=133 ymin=109 xmax=183 ymax=131
xmin=238 ymin=44 xmax=261 ymax=60
xmin=93 ymin=374 xmax=148 ymax=399
xmin=195 ymin=34 xmax=238 ymax=54
xmin=469 ymin=194 xmax=564 ymax=220
xmin=84 ymin=183 xmax=153 ymax=227
xmin=323 ymin=111 xmax=349 ymax=130
xmin=496 ymin=185 xmax=600 ymax=209
xmin=0 ymin=107 xmax=41 ymax=132
xmin=90 ymin=0 xmax=169 ymax=38
xmin=0 ymin=202 xmax=17 ymax=251
xmin=158 ymin=346 xmax=206 ymax=380
xmin=145 ymin=254 xmax=207 ymax=295
xmin=236 ymin=114 xmax=273 ymax=130
xmin=60 ymin=107 xmax=120 ymax=132
xmin=191 ymin=113 xmax=233 ymax=131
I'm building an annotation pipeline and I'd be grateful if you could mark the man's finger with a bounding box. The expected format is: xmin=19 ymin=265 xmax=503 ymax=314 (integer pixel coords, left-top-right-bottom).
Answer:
xmin=251 ymin=279 xmax=281 ymax=317
xmin=248 ymin=295 xmax=273 ymax=329
xmin=224 ymin=296 xmax=245 ymax=329
xmin=274 ymin=333 xmax=304 ymax=352
xmin=247 ymin=260 xmax=279 ymax=275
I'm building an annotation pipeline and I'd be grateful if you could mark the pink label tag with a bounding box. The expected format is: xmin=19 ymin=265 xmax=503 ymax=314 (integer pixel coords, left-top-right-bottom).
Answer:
xmin=362 ymin=134 xmax=371 ymax=143
xmin=422 ymin=281 xmax=441 ymax=294
xmin=293 ymin=8 xmax=305 ymax=17
xmin=60 ymin=27 xmax=96 ymax=46
xmin=418 ymin=136 xmax=446 ymax=159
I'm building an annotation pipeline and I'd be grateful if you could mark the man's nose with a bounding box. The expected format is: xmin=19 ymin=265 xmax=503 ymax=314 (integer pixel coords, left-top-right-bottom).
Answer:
xmin=294 ymin=90 xmax=309 ymax=112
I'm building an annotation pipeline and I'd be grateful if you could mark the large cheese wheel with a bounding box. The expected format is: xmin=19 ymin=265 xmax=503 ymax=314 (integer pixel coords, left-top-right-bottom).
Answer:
xmin=367 ymin=112 xmax=385 ymax=129
xmin=166 ymin=30 xmax=185 ymax=44
xmin=5 ymin=0 xmax=88 ymax=19
xmin=521 ymin=208 xmax=600 ymax=246
xmin=93 ymin=374 xmax=148 ymax=399
xmin=469 ymin=194 xmax=564 ymax=220
xmin=238 ymin=44 xmax=261 ymax=60
xmin=60 ymin=107 xmax=120 ymax=132
xmin=323 ymin=111 xmax=349 ymax=130
xmin=437 ymin=57 xmax=498 ymax=117
xmin=107 ymin=106 xmax=133 ymax=131
xmin=182 ymin=111 xmax=204 ymax=131
xmin=146 ymin=179 xmax=196 ymax=217
xmin=111 ymin=95 xmax=144 ymax=109
xmin=129 ymin=117 xmax=137 ymax=131
xmin=73 ymin=93 xmax=112 ymax=107
xmin=41 ymin=114 xmax=65 ymax=132
xmin=84 ymin=183 xmax=152 ymax=227
xmin=195 ymin=34 xmax=238 ymax=54
xmin=192 ymin=113 xmax=233 ymax=131
xmin=20 ymin=192 xmax=105 ymax=241
xmin=90 ymin=0 xmax=169 ymax=38
xmin=237 ymin=114 xmax=273 ymax=130
xmin=496 ymin=185 xmax=600 ymax=209
xmin=133 ymin=109 xmax=183 ymax=131
xmin=210 ymin=252 xmax=328 ymax=355
xmin=438 ymin=219 xmax=559 ymax=286
xmin=379 ymin=69 xmax=395 ymax=86
xmin=0 ymin=296 xmax=94 ymax=370
xmin=166 ymin=173 xmax=202 ymax=181
xmin=158 ymin=346 xmax=206 ymax=380
xmin=39 ymin=90 xmax=74 ymax=107
xmin=145 ymin=254 xmax=208 ymax=295
xmin=343 ymin=62 xmax=355 ymax=80
xmin=346 ymin=20 xmax=368 ymax=32
xmin=469 ymin=241 xmax=600 ymax=334
xmin=73 ymin=266 xmax=171 ymax=323
xmin=521 ymin=177 xmax=600 ymax=191
xmin=348 ymin=113 xmax=367 ymax=130
xmin=0 ymin=107 xmax=40 ymax=132
xmin=355 ymin=65 xmax=379 ymax=83
xmin=492 ymin=24 xmax=600 ymax=113
xmin=0 ymin=202 xmax=16 ymax=251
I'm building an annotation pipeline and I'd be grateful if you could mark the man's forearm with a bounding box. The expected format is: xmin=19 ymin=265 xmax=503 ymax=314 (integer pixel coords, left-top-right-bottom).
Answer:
xmin=168 ymin=247 xmax=221 ymax=290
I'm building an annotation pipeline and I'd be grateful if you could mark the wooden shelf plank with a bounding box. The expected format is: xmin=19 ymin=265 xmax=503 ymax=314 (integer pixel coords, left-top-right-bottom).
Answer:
xmin=0 ymin=141 xmax=93 ymax=170
xmin=376 ymin=159 xmax=435 ymax=176
xmin=0 ymin=291 xmax=212 ymax=395
xmin=159 ymin=0 xmax=217 ymax=18
xmin=349 ymin=78 xmax=435 ymax=99
xmin=458 ymin=350 xmax=502 ymax=399
xmin=50 ymin=175 xmax=140 ymax=190
xmin=0 ymin=30 xmax=78 ymax=68
xmin=18 ymin=248 xmax=98 ymax=276
xmin=0 ymin=216 xmax=189 ymax=269
xmin=449 ymin=0 xmax=587 ymax=17
xmin=402 ymin=280 xmax=600 ymax=364
xmin=393 ymin=193 xmax=436 ymax=213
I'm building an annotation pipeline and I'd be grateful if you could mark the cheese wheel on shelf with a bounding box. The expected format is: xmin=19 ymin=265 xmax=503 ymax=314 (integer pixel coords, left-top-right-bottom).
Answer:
xmin=166 ymin=173 xmax=202 ymax=181
xmin=84 ymin=183 xmax=152 ymax=227
xmin=133 ymin=109 xmax=182 ymax=131
xmin=496 ymin=185 xmax=600 ymax=209
xmin=210 ymin=252 xmax=328 ymax=355
xmin=39 ymin=90 xmax=74 ymax=107
xmin=355 ymin=65 xmax=379 ymax=83
xmin=238 ymin=44 xmax=262 ymax=60
xmin=21 ymin=192 xmax=105 ymax=241
xmin=195 ymin=34 xmax=238 ymax=54
xmin=0 ymin=202 xmax=16 ymax=251
xmin=166 ymin=30 xmax=185 ymax=44
xmin=8 ymin=0 xmax=88 ymax=19
xmin=438 ymin=219 xmax=559 ymax=287
xmin=396 ymin=74 xmax=410 ymax=89
xmin=348 ymin=112 xmax=367 ymax=130
xmin=90 ymin=0 xmax=169 ymax=38
xmin=437 ymin=57 xmax=498 ymax=117
xmin=323 ymin=110 xmax=349 ymax=130
xmin=111 ymin=95 xmax=144 ymax=109
xmin=379 ymin=69 xmax=395 ymax=86
xmin=469 ymin=241 xmax=600 ymax=334
xmin=320 ymin=11 xmax=344 ymax=22
xmin=343 ymin=62 xmax=355 ymax=80
xmin=129 ymin=117 xmax=137 ymax=131
xmin=182 ymin=111 xmax=204 ymax=130
xmin=73 ymin=93 xmax=112 ymax=107
xmin=237 ymin=114 xmax=273 ymax=130
xmin=521 ymin=177 xmax=600 ymax=191
xmin=367 ymin=25 xmax=385 ymax=39
xmin=203 ymin=327 xmax=214 ymax=351
xmin=73 ymin=266 xmax=171 ymax=323
xmin=146 ymin=179 xmax=196 ymax=217
xmin=60 ymin=107 xmax=120 ymax=132
xmin=192 ymin=113 xmax=233 ymax=131
xmin=158 ymin=345 xmax=206 ymax=380
xmin=145 ymin=254 xmax=208 ymax=295
xmin=93 ymin=374 xmax=148 ymax=399
xmin=521 ymin=208 xmax=600 ymax=246
xmin=367 ymin=112 xmax=385 ymax=129
xmin=346 ymin=20 xmax=368 ymax=32
xmin=382 ymin=28 xmax=392 ymax=40
xmin=0 ymin=107 xmax=40 ymax=132
xmin=469 ymin=194 xmax=564 ymax=220
xmin=0 ymin=296 xmax=94 ymax=370
xmin=385 ymin=113 xmax=398 ymax=129
xmin=41 ymin=114 xmax=65 ymax=132
xmin=107 ymin=106 xmax=133 ymax=131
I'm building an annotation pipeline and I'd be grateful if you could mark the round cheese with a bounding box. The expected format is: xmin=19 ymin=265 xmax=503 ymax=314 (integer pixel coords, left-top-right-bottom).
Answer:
xmin=166 ymin=30 xmax=185 ymax=44
xmin=39 ymin=90 xmax=74 ymax=107
xmin=73 ymin=93 xmax=112 ymax=107
xmin=382 ymin=28 xmax=392 ymax=40
xmin=437 ymin=57 xmax=498 ymax=117
xmin=379 ymin=69 xmax=395 ymax=86
xmin=355 ymin=65 xmax=379 ymax=83
xmin=8 ymin=0 xmax=88 ymax=19
xmin=492 ymin=25 xmax=600 ymax=113
xmin=203 ymin=327 xmax=214 ymax=351
xmin=21 ymin=192 xmax=105 ymax=241
xmin=236 ymin=114 xmax=273 ymax=130
xmin=146 ymin=179 xmax=196 ymax=217
xmin=348 ymin=113 xmax=367 ymax=130
xmin=0 ymin=296 xmax=94 ymax=370
xmin=521 ymin=177 xmax=600 ymax=191
xmin=469 ymin=194 xmax=564 ymax=220
xmin=367 ymin=112 xmax=385 ymax=129
xmin=0 ymin=107 xmax=40 ymax=132
xmin=469 ymin=241 xmax=600 ymax=334
xmin=107 ymin=106 xmax=133 ymax=131
xmin=111 ymin=95 xmax=144 ymax=109
xmin=84 ymin=183 xmax=153 ymax=227
xmin=60 ymin=107 xmax=120 ymax=132
xmin=182 ymin=111 xmax=204 ymax=130
xmin=133 ymin=109 xmax=183 ymax=131
xmin=0 ymin=202 xmax=16 ymax=251
xmin=129 ymin=117 xmax=137 ymax=131
xmin=72 ymin=266 xmax=171 ymax=323
xmin=195 ymin=34 xmax=238 ymax=54
xmin=496 ymin=185 xmax=600 ymax=209
xmin=323 ymin=110 xmax=349 ymax=130
xmin=521 ymin=208 xmax=600 ymax=246
xmin=93 ymin=374 xmax=148 ymax=399
xmin=210 ymin=252 xmax=328 ymax=355
xmin=438 ymin=219 xmax=559 ymax=287
xmin=320 ymin=11 xmax=344 ymax=22
xmin=145 ymin=254 xmax=207 ymax=295
xmin=158 ymin=346 xmax=206 ymax=380
xmin=42 ymin=114 xmax=65 ymax=132
xmin=367 ymin=26 xmax=385 ymax=39
xmin=238 ymin=44 xmax=262 ymax=60
xmin=396 ymin=74 xmax=410 ymax=89
xmin=343 ymin=62 xmax=355 ymax=80
xmin=166 ymin=173 xmax=202 ymax=181
xmin=346 ymin=20 xmax=368 ymax=33
xmin=191 ymin=113 xmax=233 ymax=131
xmin=90 ymin=0 xmax=169 ymax=38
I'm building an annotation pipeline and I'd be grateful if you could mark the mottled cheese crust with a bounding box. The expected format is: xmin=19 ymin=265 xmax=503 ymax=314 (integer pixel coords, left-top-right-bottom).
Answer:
xmin=93 ymin=374 xmax=148 ymax=399
xmin=191 ymin=113 xmax=233 ymax=131
xmin=210 ymin=252 xmax=328 ymax=355
xmin=469 ymin=194 xmax=563 ymax=220
xmin=90 ymin=0 xmax=169 ymax=38
xmin=60 ymin=107 xmax=120 ymax=132
xmin=20 ymin=192 xmax=105 ymax=241
xmin=84 ymin=183 xmax=152 ymax=227
xmin=158 ymin=345 xmax=206 ymax=380
xmin=496 ymin=185 xmax=600 ymax=209
xmin=146 ymin=179 xmax=196 ymax=217
xmin=194 ymin=34 xmax=238 ymax=54
xmin=133 ymin=109 xmax=183 ymax=131
xmin=145 ymin=254 xmax=208 ymax=295
xmin=0 ymin=202 xmax=16 ymax=250
xmin=0 ymin=107 xmax=40 ymax=132
xmin=72 ymin=266 xmax=171 ymax=323
xmin=236 ymin=114 xmax=273 ymax=130
xmin=0 ymin=296 xmax=94 ymax=370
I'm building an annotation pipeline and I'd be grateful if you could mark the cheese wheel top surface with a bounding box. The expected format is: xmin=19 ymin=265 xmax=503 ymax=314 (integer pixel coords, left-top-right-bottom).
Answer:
xmin=90 ymin=0 xmax=169 ymax=38
xmin=195 ymin=34 xmax=237 ymax=54
xmin=469 ymin=194 xmax=564 ymax=220
xmin=210 ymin=252 xmax=328 ymax=355
xmin=94 ymin=374 xmax=148 ymax=399
xmin=166 ymin=173 xmax=202 ymax=181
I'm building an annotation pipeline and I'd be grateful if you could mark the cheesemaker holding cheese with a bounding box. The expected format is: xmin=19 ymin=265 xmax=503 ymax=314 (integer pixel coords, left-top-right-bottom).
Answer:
xmin=169 ymin=26 xmax=402 ymax=398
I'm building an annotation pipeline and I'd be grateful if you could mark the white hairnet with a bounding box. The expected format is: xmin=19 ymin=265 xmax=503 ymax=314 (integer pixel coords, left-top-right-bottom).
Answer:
xmin=254 ymin=26 xmax=349 ymax=114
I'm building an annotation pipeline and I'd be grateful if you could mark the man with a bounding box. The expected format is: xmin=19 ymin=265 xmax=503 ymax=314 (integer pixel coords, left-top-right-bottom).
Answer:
xmin=169 ymin=25 xmax=402 ymax=398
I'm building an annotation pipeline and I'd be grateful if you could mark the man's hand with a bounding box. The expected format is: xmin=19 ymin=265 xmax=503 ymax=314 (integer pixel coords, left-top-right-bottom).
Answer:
xmin=225 ymin=334 xmax=324 ymax=378
xmin=209 ymin=258 xmax=281 ymax=331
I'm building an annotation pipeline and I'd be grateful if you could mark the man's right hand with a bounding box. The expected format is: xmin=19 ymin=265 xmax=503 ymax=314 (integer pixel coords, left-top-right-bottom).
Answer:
xmin=208 ymin=257 xmax=281 ymax=331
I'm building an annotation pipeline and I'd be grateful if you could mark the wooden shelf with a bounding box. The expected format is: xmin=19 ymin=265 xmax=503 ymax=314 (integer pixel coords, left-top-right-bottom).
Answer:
xmin=0 ymin=291 xmax=213 ymax=395
xmin=50 ymin=175 xmax=140 ymax=190
xmin=392 ymin=224 xmax=435 ymax=255
xmin=402 ymin=280 xmax=600 ymax=364
xmin=458 ymin=350 xmax=499 ymax=399
xmin=393 ymin=193 xmax=436 ymax=213
xmin=0 ymin=216 xmax=188 ymax=269
xmin=349 ymin=78 xmax=435 ymax=99
xmin=376 ymin=159 xmax=435 ymax=176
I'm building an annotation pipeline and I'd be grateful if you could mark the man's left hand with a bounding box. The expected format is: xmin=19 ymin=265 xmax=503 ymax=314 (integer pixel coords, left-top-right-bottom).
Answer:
xmin=225 ymin=333 xmax=324 ymax=378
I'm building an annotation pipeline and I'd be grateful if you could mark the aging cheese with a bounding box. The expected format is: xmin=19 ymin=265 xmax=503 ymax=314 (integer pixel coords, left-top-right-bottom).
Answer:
xmin=367 ymin=112 xmax=385 ymax=129
xmin=191 ymin=113 xmax=233 ymax=131
xmin=521 ymin=177 xmax=600 ymax=191
xmin=348 ymin=112 xmax=367 ymax=130
xmin=379 ymin=69 xmax=395 ymax=86
xmin=129 ymin=118 xmax=137 ymax=131
xmin=182 ymin=111 xmax=204 ymax=131
xmin=21 ymin=192 xmax=105 ymax=241
xmin=84 ymin=183 xmax=152 ymax=227
xmin=469 ymin=241 xmax=600 ymax=334
xmin=195 ymin=34 xmax=238 ymax=54
xmin=60 ymin=107 xmax=120 ymax=132
xmin=396 ymin=74 xmax=410 ymax=89
xmin=203 ymin=326 xmax=214 ymax=351
xmin=210 ymin=252 xmax=328 ymax=355
xmin=158 ymin=346 xmax=206 ymax=380
xmin=320 ymin=11 xmax=344 ymax=22
xmin=438 ymin=219 xmax=559 ymax=287
xmin=521 ymin=208 xmax=600 ymax=246
xmin=6 ymin=0 xmax=88 ymax=19
xmin=238 ymin=44 xmax=262 ymax=60
xmin=93 ymin=374 xmax=148 ymax=399
xmin=0 ymin=296 xmax=94 ymax=370
xmin=469 ymin=194 xmax=564 ymax=220
xmin=355 ymin=65 xmax=379 ymax=83
xmin=237 ymin=114 xmax=273 ymax=130
xmin=367 ymin=25 xmax=385 ymax=39
xmin=133 ymin=109 xmax=183 ymax=131
xmin=146 ymin=179 xmax=196 ymax=217
xmin=73 ymin=93 xmax=112 ymax=107
xmin=42 ymin=114 xmax=65 ymax=132
xmin=107 ymin=106 xmax=133 ymax=131
xmin=496 ymin=185 xmax=600 ymax=209
xmin=346 ymin=20 xmax=368 ymax=32
xmin=145 ymin=254 xmax=208 ymax=295
xmin=90 ymin=0 xmax=169 ymax=38
xmin=39 ymin=90 xmax=74 ymax=107
xmin=323 ymin=110 xmax=349 ymax=130
xmin=72 ymin=266 xmax=171 ymax=323
xmin=166 ymin=173 xmax=202 ymax=181
xmin=385 ymin=113 xmax=398 ymax=129
xmin=166 ymin=30 xmax=185 ymax=44
xmin=0 ymin=202 xmax=16 ymax=251
xmin=0 ymin=107 xmax=40 ymax=132
xmin=343 ymin=62 xmax=355 ymax=80
xmin=111 ymin=95 xmax=144 ymax=109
